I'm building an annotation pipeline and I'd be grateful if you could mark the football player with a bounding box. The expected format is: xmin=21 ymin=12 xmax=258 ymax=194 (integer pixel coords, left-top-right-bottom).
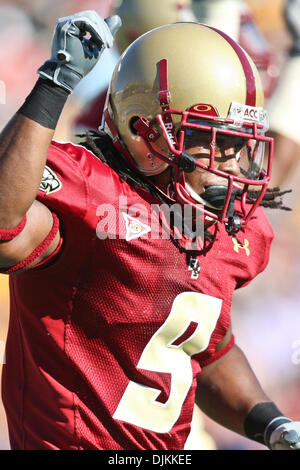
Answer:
xmin=0 ymin=10 xmax=299 ymax=451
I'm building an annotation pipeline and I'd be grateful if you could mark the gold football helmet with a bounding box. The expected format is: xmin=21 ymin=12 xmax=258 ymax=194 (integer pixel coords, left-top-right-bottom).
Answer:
xmin=114 ymin=0 xmax=196 ymax=53
xmin=104 ymin=22 xmax=273 ymax=233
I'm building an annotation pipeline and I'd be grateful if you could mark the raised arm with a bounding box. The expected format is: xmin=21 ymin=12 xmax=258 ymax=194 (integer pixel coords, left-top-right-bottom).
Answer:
xmin=0 ymin=11 xmax=121 ymax=270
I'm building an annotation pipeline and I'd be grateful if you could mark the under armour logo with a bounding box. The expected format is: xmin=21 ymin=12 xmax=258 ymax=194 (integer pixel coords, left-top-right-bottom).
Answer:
xmin=188 ymin=257 xmax=200 ymax=279
xmin=122 ymin=213 xmax=151 ymax=241
xmin=232 ymin=237 xmax=250 ymax=256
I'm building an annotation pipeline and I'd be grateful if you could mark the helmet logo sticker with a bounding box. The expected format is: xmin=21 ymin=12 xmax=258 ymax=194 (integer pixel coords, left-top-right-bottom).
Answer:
xmin=39 ymin=166 xmax=62 ymax=195
xmin=232 ymin=237 xmax=250 ymax=256
xmin=228 ymin=102 xmax=269 ymax=130
xmin=187 ymin=104 xmax=219 ymax=118
xmin=122 ymin=213 xmax=151 ymax=241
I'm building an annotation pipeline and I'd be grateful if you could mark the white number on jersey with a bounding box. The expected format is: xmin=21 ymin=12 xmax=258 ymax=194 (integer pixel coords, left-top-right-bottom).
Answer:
xmin=113 ymin=292 xmax=222 ymax=432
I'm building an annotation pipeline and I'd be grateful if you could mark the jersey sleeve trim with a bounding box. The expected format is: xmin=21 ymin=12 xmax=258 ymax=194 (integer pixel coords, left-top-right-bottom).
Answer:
xmin=0 ymin=212 xmax=60 ymax=274
xmin=200 ymin=334 xmax=235 ymax=367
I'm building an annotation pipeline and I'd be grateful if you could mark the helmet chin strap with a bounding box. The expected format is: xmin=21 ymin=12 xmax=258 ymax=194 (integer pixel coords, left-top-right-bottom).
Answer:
xmin=201 ymin=186 xmax=238 ymax=216
xmin=185 ymin=183 xmax=219 ymax=209
xmin=201 ymin=185 xmax=242 ymax=234
xmin=185 ymin=184 xmax=239 ymax=216
xmin=185 ymin=183 xmax=242 ymax=234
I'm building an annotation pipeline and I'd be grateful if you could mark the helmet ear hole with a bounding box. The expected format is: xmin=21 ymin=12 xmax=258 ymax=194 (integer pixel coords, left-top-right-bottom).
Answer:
xmin=129 ymin=116 xmax=140 ymax=135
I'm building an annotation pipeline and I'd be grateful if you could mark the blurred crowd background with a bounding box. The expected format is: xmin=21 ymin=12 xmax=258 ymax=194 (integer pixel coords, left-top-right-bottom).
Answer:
xmin=0 ymin=0 xmax=300 ymax=451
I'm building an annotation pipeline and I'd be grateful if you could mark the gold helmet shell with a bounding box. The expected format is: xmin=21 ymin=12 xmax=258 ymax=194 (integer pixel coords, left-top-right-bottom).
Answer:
xmin=106 ymin=22 xmax=264 ymax=175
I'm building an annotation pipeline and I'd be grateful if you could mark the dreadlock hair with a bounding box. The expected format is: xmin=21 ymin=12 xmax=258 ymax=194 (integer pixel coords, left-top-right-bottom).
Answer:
xmin=242 ymin=187 xmax=292 ymax=211
xmin=238 ymin=169 xmax=292 ymax=211
xmin=79 ymin=131 xmax=169 ymax=202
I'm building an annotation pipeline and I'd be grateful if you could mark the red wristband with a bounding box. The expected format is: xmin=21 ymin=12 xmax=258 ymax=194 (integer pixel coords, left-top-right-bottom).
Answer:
xmin=0 ymin=212 xmax=60 ymax=274
xmin=0 ymin=215 xmax=27 ymax=240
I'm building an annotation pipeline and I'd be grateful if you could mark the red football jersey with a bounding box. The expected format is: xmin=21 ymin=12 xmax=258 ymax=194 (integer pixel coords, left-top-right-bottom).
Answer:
xmin=1 ymin=141 xmax=274 ymax=450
